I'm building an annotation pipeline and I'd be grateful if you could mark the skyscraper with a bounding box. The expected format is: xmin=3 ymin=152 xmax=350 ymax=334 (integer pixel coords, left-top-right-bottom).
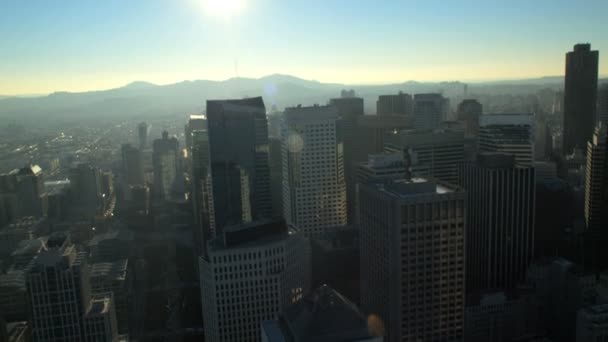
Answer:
xmin=563 ymin=43 xmax=599 ymax=155
xmin=330 ymin=93 xmax=365 ymax=224
xmin=584 ymin=124 xmax=608 ymax=268
xmin=384 ymin=128 xmax=466 ymax=184
xmin=376 ymin=92 xmax=413 ymax=117
xmin=457 ymin=99 xmax=483 ymax=138
xmin=413 ymin=93 xmax=449 ymax=130
xmin=458 ymin=153 xmax=535 ymax=293
xmin=152 ymin=131 xmax=179 ymax=200
xmin=479 ymin=113 xmax=535 ymax=167
xmin=206 ymin=97 xmax=272 ymax=232
xmin=598 ymin=84 xmax=608 ymax=127
xmin=359 ymin=177 xmax=466 ymax=341
xmin=0 ymin=165 xmax=47 ymax=220
xmin=199 ymin=219 xmax=310 ymax=342
xmin=184 ymin=115 xmax=207 ymax=152
xmin=69 ymin=163 xmax=103 ymax=214
xmin=121 ymin=144 xmax=144 ymax=187
xmin=282 ymin=105 xmax=347 ymax=237
xmin=191 ymin=128 xmax=212 ymax=254
xmin=82 ymin=295 xmax=119 ymax=342
xmin=26 ymin=233 xmax=90 ymax=342
xmin=137 ymin=122 xmax=149 ymax=150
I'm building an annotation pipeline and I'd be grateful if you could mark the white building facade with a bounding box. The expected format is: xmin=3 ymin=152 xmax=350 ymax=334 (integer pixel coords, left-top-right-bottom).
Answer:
xmin=199 ymin=220 xmax=311 ymax=342
xmin=282 ymin=105 xmax=347 ymax=237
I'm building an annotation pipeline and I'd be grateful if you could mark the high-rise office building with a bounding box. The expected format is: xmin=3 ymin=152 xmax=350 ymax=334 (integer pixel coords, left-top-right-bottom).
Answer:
xmin=152 ymin=131 xmax=179 ymax=200
xmin=359 ymin=177 xmax=465 ymax=341
xmin=69 ymin=163 xmax=103 ymax=214
xmin=356 ymin=153 xmax=406 ymax=184
xmin=584 ymin=124 xmax=607 ymax=233
xmin=206 ymin=97 xmax=272 ymax=232
xmin=269 ymin=137 xmax=283 ymax=219
xmin=121 ymin=144 xmax=144 ymax=188
xmin=355 ymin=114 xmax=412 ymax=152
xmin=191 ymin=128 xmax=212 ymax=254
xmin=26 ymin=233 xmax=90 ymax=342
xmin=199 ymin=219 xmax=311 ymax=342
xmin=282 ymin=105 xmax=347 ymax=237
xmin=563 ymin=43 xmax=599 ymax=154
xmin=479 ymin=113 xmax=535 ymax=167
xmin=413 ymin=93 xmax=449 ymax=130
xmin=261 ymin=285 xmax=382 ymax=342
xmin=330 ymin=94 xmax=364 ymax=224
xmin=137 ymin=122 xmax=149 ymax=150
xmin=458 ymin=153 xmax=535 ymax=293
xmin=82 ymin=294 xmax=119 ymax=342
xmin=376 ymin=92 xmax=413 ymax=117
xmin=90 ymin=259 xmax=130 ymax=334
xmin=384 ymin=129 xmax=466 ymax=184
xmin=354 ymin=153 xmax=407 ymax=224
xmin=0 ymin=165 xmax=47 ymax=220
xmin=598 ymin=84 xmax=608 ymax=127
xmin=457 ymin=99 xmax=483 ymax=138
xmin=535 ymin=114 xmax=552 ymax=160
xmin=584 ymin=124 xmax=608 ymax=269
xmin=185 ymin=115 xmax=207 ymax=152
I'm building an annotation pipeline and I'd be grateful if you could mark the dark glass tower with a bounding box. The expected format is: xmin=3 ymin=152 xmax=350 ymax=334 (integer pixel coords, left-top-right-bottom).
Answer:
xmin=206 ymin=97 xmax=272 ymax=233
xmin=563 ymin=43 xmax=599 ymax=154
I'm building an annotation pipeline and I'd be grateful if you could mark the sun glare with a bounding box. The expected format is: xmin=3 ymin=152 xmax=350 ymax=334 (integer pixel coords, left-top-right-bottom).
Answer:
xmin=202 ymin=0 xmax=245 ymax=19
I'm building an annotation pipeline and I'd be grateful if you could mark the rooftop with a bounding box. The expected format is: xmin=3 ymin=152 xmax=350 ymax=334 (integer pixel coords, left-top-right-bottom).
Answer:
xmin=284 ymin=104 xmax=338 ymax=122
xmin=89 ymin=229 xmax=134 ymax=247
xmin=279 ymin=285 xmax=375 ymax=342
xmin=91 ymin=259 xmax=128 ymax=281
xmin=210 ymin=219 xmax=295 ymax=251
xmin=372 ymin=177 xmax=455 ymax=198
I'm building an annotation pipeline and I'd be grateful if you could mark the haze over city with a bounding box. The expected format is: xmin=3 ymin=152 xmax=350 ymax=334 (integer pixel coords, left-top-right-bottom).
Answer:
xmin=1 ymin=0 xmax=608 ymax=95
xmin=2 ymin=2 xmax=608 ymax=342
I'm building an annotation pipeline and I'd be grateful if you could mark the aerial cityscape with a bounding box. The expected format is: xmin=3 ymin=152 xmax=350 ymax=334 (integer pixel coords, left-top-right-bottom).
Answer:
xmin=1 ymin=1 xmax=608 ymax=342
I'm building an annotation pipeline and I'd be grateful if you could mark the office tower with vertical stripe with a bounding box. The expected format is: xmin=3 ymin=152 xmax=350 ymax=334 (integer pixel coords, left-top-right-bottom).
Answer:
xmin=458 ymin=153 xmax=535 ymax=293
xmin=584 ymin=125 xmax=608 ymax=268
xmin=330 ymin=94 xmax=364 ymax=225
xmin=282 ymin=105 xmax=347 ymax=238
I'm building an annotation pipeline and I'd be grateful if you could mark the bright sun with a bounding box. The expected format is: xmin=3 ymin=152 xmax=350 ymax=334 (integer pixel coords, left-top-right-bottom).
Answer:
xmin=202 ymin=0 xmax=245 ymax=19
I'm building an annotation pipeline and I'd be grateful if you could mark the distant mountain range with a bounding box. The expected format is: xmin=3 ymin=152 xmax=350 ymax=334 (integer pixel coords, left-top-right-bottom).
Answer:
xmin=1 ymin=74 xmax=606 ymax=125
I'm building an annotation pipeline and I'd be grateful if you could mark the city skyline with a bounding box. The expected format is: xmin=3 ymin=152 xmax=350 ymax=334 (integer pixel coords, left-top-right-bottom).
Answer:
xmin=1 ymin=0 xmax=608 ymax=95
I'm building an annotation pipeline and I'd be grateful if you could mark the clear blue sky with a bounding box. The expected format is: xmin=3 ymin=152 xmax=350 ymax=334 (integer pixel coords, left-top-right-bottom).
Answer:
xmin=1 ymin=0 xmax=606 ymax=94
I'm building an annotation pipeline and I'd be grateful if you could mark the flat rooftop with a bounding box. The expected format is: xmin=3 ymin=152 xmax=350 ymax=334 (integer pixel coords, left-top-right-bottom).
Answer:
xmin=375 ymin=177 xmax=455 ymax=197
xmin=210 ymin=219 xmax=294 ymax=251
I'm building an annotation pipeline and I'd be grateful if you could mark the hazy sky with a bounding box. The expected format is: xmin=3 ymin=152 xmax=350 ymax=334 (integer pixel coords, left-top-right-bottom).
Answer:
xmin=1 ymin=0 xmax=607 ymax=95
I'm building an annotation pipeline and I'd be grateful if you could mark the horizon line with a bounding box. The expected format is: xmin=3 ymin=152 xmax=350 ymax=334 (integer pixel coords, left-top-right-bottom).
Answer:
xmin=3 ymin=73 xmax=608 ymax=98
